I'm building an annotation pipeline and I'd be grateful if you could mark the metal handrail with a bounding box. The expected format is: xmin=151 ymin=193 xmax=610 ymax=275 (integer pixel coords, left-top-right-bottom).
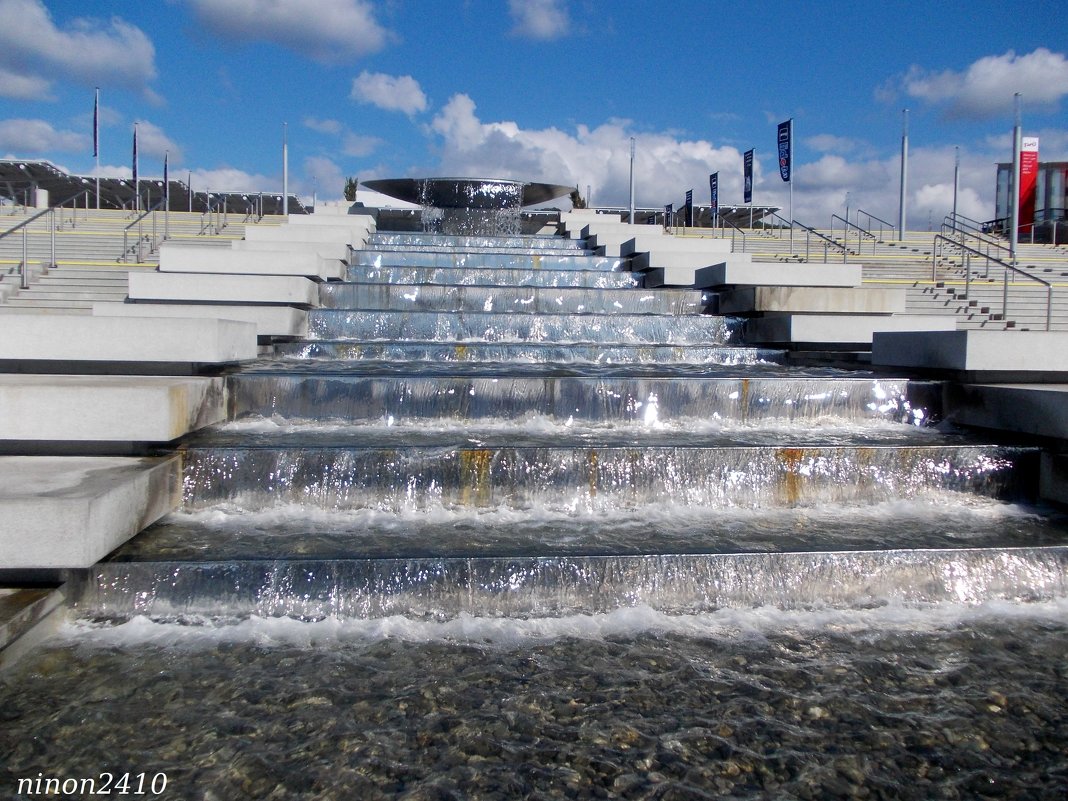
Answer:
xmin=796 ymin=219 xmax=849 ymax=263
xmin=0 ymin=190 xmax=89 ymax=288
xmin=942 ymin=215 xmax=1013 ymax=266
xmin=933 ymin=234 xmax=1053 ymax=331
xmin=122 ymin=197 xmax=166 ymax=263
xmin=716 ymin=215 xmax=747 ymax=253
xmin=857 ymin=209 xmax=896 ymax=240
xmin=831 ymin=213 xmax=876 ymax=256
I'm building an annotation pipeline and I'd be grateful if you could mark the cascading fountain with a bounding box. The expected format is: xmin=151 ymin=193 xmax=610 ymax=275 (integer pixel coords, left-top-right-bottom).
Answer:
xmin=3 ymin=182 xmax=1068 ymax=799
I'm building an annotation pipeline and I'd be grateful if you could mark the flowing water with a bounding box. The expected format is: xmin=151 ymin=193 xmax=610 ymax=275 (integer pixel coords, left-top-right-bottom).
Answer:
xmin=3 ymin=229 xmax=1068 ymax=800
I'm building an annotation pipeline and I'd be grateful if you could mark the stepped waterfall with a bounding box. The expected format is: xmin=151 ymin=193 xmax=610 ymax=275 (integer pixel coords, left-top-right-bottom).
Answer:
xmin=4 ymin=228 xmax=1068 ymax=799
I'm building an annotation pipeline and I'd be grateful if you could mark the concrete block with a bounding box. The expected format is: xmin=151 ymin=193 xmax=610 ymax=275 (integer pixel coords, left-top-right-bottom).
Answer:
xmin=232 ymin=239 xmax=350 ymax=263
xmin=287 ymin=213 xmax=376 ymax=231
xmin=643 ymin=256 xmax=755 ymax=287
xmin=695 ymin=262 xmax=864 ymax=289
xmin=745 ymin=314 xmax=957 ymax=346
xmin=1041 ymin=453 xmax=1068 ymax=505
xmin=243 ymin=224 xmax=369 ymax=248
xmin=872 ymin=331 xmax=1068 ymax=376
xmin=0 ymin=375 xmax=226 ymax=442
xmin=159 ymin=243 xmax=344 ymax=281
xmin=717 ymin=286 xmax=907 ymax=315
xmin=620 ymin=236 xmax=732 ymax=256
xmin=0 ymin=455 xmax=181 ymax=569
xmin=945 ymin=384 xmax=1068 ymax=441
xmin=93 ymin=302 xmax=308 ymax=339
xmin=632 ymin=250 xmax=754 ymax=272
xmin=0 ymin=315 xmax=257 ymax=365
xmin=129 ymin=271 xmax=319 ymax=307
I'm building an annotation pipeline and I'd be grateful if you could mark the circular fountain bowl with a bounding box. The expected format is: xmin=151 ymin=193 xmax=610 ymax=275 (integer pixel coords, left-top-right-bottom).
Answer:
xmin=364 ymin=177 xmax=573 ymax=209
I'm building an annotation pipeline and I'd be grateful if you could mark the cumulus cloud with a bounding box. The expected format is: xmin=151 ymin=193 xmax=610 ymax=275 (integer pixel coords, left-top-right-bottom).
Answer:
xmin=894 ymin=48 xmax=1068 ymax=119
xmin=342 ymin=132 xmax=381 ymax=157
xmin=805 ymin=134 xmax=863 ymax=154
xmin=303 ymin=155 xmax=346 ymax=200
xmin=508 ymin=0 xmax=571 ymax=40
xmin=427 ymin=93 xmax=743 ymax=209
xmin=134 ymin=120 xmax=183 ymax=163
xmin=351 ymin=71 xmax=427 ymax=115
xmin=0 ymin=66 xmax=51 ymax=100
xmin=304 ymin=117 xmax=343 ymax=135
xmin=0 ymin=0 xmax=157 ymax=100
xmin=422 ymin=93 xmax=1005 ymax=230
xmin=188 ymin=0 xmax=392 ymax=64
xmin=0 ymin=118 xmax=86 ymax=153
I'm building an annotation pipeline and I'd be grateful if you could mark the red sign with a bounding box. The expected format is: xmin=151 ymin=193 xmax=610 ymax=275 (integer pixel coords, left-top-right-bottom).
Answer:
xmin=1019 ymin=137 xmax=1039 ymax=235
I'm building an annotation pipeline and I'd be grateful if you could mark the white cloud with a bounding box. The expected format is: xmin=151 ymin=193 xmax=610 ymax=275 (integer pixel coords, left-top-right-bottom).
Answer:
xmin=0 ymin=66 xmax=51 ymax=100
xmin=805 ymin=134 xmax=862 ymax=154
xmin=302 ymin=155 xmax=345 ymax=200
xmin=351 ymin=71 xmax=427 ymax=115
xmin=0 ymin=118 xmax=86 ymax=153
xmin=508 ymin=0 xmax=571 ymax=40
xmin=188 ymin=0 xmax=392 ymax=64
xmin=134 ymin=120 xmax=183 ymax=163
xmin=427 ymin=93 xmax=742 ymax=209
xmin=900 ymin=48 xmax=1068 ymax=119
xmin=304 ymin=117 xmax=343 ymax=135
xmin=423 ymin=93 xmax=1008 ymax=231
xmin=189 ymin=166 xmax=279 ymax=194
xmin=342 ymin=132 xmax=381 ymax=157
xmin=0 ymin=0 xmax=157 ymax=99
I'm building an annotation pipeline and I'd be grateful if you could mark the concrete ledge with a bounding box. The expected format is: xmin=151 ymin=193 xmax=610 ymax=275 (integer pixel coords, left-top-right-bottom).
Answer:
xmin=873 ymin=331 xmax=1068 ymax=378
xmin=0 ymin=455 xmax=180 ymax=569
xmin=718 ymin=286 xmax=907 ymax=315
xmin=695 ymin=262 xmax=863 ymax=289
xmin=0 ymin=588 xmax=64 ymax=660
xmin=632 ymin=250 xmax=753 ymax=272
xmin=945 ymin=383 xmax=1068 ymax=441
xmin=0 ymin=314 xmax=257 ymax=365
xmin=243 ymin=225 xmax=369 ymax=247
xmin=129 ymin=271 xmax=319 ymax=307
xmin=620 ymin=236 xmax=732 ymax=256
xmin=0 ymin=375 xmax=226 ymax=442
xmin=644 ymin=256 xmax=756 ymax=288
xmin=232 ymin=240 xmax=350 ymax=263
xmin=287 ymin=213 xmax=376 ymax=231
xmin=159 ymin=243 xmax=344 ymax=281
xmin=746 ymin=314 xmax=957 ymax=346
xmin=93 ymin=302 xmax=308 ymax=339
xmin=1041 ymin=454 xmax=1068 ymax=505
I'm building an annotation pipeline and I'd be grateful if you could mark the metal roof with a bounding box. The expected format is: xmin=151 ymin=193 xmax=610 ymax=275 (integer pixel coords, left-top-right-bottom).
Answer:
xmin=0 ymin=159 xmax=306 ymax=215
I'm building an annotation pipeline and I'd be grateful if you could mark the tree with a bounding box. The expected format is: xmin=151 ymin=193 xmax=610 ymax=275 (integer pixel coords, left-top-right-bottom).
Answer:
xmin=344 ymin=176 xmax=358 ymax=202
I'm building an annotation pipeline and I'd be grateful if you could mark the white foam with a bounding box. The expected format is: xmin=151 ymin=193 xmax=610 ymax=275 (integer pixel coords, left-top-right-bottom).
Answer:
xmin=59 ymin=597 xmax=1068 ymax=651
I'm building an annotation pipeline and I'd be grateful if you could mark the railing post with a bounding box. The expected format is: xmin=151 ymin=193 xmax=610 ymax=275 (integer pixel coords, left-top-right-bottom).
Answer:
xmin=20 ymin=225 xmax=29 ymax=289
xmin=49 ymin=209 xmax=56 ymax=269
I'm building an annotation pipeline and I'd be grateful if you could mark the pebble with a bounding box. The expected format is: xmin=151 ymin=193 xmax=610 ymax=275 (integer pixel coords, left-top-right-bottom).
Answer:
xmin=0 ymin=618 xmax=1065 ymax=800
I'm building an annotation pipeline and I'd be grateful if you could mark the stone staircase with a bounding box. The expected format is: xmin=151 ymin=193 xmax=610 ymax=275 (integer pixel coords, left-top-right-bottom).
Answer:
xmin=0 ymin=209 xmax=284 ymax=313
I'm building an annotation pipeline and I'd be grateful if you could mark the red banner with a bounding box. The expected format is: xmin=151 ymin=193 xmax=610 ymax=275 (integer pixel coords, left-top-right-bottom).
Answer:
xmin=1019 ymin=137 xmax=1039 ymax=235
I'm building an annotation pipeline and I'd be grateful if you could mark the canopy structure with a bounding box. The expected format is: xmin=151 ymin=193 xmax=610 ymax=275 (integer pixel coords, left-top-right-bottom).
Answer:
xmin=0 ymin=159 xmax=306 ymax=215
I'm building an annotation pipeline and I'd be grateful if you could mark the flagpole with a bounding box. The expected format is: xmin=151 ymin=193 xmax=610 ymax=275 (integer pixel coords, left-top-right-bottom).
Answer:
xmin=897 ymin=109 xmax=908 ymax=239
xmin=282 ymin=122 xmax=289 ymax=216
xmin=628 ymin=137 xmax=635 ymax=224
xmin=789 ymin=119 xmax=794 ymax=250
xmin=1009 ymin=93 xmax=1022 ymax=267
xmin=164 ymin=151 xmax=170 ymax=240
xmin=133 ymin=123 xmax=139 ymax=212
xmin=93 ymin=88 xmax=100 ymax=210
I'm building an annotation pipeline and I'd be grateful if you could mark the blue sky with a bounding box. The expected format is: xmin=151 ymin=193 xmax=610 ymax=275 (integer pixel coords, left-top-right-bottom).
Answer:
xmin=1 ymin=0 xmax=1066 ymax=227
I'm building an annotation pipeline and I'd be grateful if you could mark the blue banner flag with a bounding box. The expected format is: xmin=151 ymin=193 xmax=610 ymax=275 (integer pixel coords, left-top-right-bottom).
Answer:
xmin=743 ymin=149 xmax=754 ymax=204
xmin=778 ymin=120 xmax=792 ymax=182
xmin=709 ymin=173 xmax=719 ymax=219
xmin=664 ymin=203 xmax=673 ymax=229
xmin=684 ymin=189 xmax=693 ymax=227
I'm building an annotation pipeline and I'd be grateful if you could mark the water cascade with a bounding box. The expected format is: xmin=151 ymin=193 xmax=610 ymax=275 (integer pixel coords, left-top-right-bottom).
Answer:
xmin=5 ymin=212 xmax=1068 ymax=798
